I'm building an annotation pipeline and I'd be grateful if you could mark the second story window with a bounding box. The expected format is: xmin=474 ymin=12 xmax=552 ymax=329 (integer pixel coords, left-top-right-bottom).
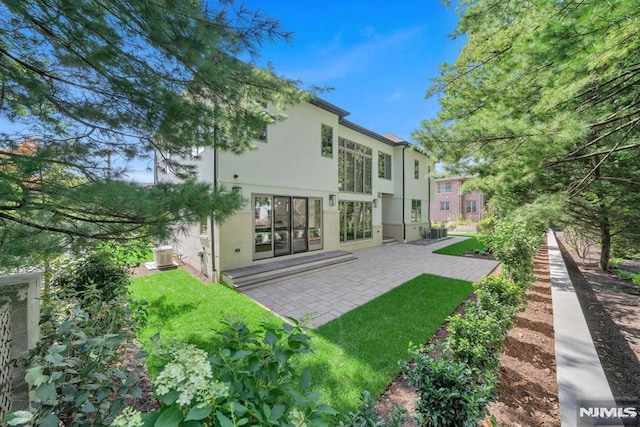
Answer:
xmin=378 ymin=152 xmax=391 ymax=179
xmin=438 ymin=182 xmax=452 ymax=193
xmin=339 ymin=138 xmax=372 ymax=194
xmin=414 ymin=160 xmax=420 ymax=179
xmin=321 ymin=124 xmax=333 ymax=158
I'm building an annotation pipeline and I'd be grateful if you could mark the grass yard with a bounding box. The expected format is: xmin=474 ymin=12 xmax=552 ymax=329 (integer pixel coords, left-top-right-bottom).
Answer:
xmin=130 ymin=270 xmax=473 ymax=415
xmin=129 ymin=269 xmax=281 ymax=356
xmin=300 ymin=274 xmax=474 ymax=413
xmin=433 ymin=235 xmax=487 ymax=256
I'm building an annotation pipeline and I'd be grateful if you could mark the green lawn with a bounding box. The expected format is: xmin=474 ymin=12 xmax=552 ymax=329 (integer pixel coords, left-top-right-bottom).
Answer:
xmin=302 ymin=274 xmax=473 ymax=413
xmin=129 ymin=269 xmax=281 ymax=355
xmin=130 ymin=270 xmax=473 ymax=414
xmin=433 ymin=235 xmax=487 ymax=256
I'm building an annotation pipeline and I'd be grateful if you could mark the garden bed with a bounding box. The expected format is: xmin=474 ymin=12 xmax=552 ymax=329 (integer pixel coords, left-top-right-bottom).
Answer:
xmin=376 ymin=238 xmax=560 ymax=425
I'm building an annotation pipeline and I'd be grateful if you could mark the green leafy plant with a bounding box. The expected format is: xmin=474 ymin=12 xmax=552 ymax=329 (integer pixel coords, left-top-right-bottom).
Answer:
xmin=338 ymin=390 xmax=407 ymax=427
xmin=51 ymin=252 xmax=131 ymax=302
xmin=473 ymin=274 xmax=526 ymax=328
xmin=404 ymin=346 xmax=496 ymax=427
xmin=142 ymin=320 xmax=336 ymax=427
xmin=6 ymin=290 xmax=144 ymax=426
xmin=445 ymin=306 xmax=506 ymax=373
xmin=479 ymin=215 xmax=540 ymax=286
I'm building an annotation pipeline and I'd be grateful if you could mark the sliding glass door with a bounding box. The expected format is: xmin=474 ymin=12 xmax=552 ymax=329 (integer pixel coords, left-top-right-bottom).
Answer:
xmin=254 ymin=195 xmax=322 ymax=260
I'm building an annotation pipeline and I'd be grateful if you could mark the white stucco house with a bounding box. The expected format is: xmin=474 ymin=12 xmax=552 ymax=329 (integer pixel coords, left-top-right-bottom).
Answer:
xmin=155 ymin=97 xmax=433 ymax=286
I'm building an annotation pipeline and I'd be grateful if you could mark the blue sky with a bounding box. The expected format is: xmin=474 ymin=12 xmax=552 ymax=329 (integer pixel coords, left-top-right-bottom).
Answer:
xmin=241 ymin=0 xmax=464 ymax=141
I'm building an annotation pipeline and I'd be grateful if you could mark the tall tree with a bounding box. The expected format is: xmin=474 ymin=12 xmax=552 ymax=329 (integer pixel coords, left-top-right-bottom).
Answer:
xmin=416 ymin=0 xmax=640 ymax=269
xmin=0 ymin=0 xmax=307 ymax=267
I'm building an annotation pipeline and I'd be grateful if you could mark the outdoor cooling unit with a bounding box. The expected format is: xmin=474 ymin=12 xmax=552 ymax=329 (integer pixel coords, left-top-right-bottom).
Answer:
xmin=153 ymin=245 xmax=174 ymax=268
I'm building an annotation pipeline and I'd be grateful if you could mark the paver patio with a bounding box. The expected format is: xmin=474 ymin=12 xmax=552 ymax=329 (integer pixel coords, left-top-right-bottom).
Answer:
xmin=242 ymin=237 xmax=499 ymax=326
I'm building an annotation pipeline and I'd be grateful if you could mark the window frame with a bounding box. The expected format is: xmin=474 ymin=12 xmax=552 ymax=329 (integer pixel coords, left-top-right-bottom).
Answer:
xmin=466 ymin=200 xmax=478 ymax=213
xmin=440 ymin=201 xmax=450 ymax=211
xmin=414 ymin=159 xmax=420 ymax=179
xmin=378 ymin=151 xmax=392 ymax=180
xmin=321 ymin=124 xmax=333 ymax=158
xmin=411 ymin=199 xmax=422 ymax=222
xmin=338 ymin=138 xmax=372 ymax=194
xmin=437 ymin=182 xmax=453 ymax=193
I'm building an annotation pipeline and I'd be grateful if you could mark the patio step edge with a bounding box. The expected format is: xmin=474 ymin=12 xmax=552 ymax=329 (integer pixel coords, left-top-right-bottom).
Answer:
xmin=232 ymin=255 xmax=358 ymax=290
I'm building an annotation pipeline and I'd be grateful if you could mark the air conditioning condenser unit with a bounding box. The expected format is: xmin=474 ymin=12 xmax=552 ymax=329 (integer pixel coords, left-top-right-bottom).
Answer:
xmin=154 ymin=245 xmax=174 ymax=268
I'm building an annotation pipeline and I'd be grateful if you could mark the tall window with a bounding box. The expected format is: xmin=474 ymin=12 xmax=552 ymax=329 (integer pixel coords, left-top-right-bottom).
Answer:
xmin=437 ymin=182 xmax=452 ymax=193
xmin=378 ymin=152 xmax=392 ymax=179
xmin=414 ymin=160 xmax=420 ymax=179
xmin=339 ymin=138 xmax=372 ymax=194
xmin=321 ymin=124 xmax=333 ymax=158
xmin=440 ymin=201 xmax=450 ymax=211
xmin=466 ymin=200 xmax=477 ymax=213
xmin=411 ymin=199 xmax=422 ymax=222
xmin=339 ymin=201 xmax=372 ymax=242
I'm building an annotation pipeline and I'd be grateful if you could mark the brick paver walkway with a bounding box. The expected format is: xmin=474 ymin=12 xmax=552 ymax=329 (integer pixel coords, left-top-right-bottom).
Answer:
xmin=242 ymin=237 xmax=499 ymax=326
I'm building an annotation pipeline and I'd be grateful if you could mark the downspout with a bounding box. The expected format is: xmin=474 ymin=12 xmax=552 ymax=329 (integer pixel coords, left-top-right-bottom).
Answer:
xmin=427 ymin=163 xmax=431 ymax=230
xmin=210 ymin=142 xmax=219 ymax=282
xmin=402 ymin=144 xmax=407 ymax=243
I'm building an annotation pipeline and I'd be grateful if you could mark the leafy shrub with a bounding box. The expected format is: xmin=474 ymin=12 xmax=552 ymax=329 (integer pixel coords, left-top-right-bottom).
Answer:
xmin=474 ymin=274 xmax=526 ymax=328
xmin=338 ymin=390 xmax=406 ymax=427
xmin=140 ymin=320 xmax=336 ymax=427
xmin=6 ymin=287 xmax=144 ymax=427
xmin=52 ymin=253 xmax=131 ymax=302
xmin=479 ymin=215 xmax=540 ymax=286
xmin=445 ymin=306 xmax=506 ymax=372
xmin=404 ymin=346 xmax=496 ymax=427
xmin=96 ymin=239 xmax=153 ymax=268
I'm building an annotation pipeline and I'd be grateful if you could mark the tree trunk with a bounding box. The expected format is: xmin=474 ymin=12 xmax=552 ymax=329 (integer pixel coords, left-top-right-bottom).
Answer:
xmin=598 ymin=207 xmax=611 ymax=271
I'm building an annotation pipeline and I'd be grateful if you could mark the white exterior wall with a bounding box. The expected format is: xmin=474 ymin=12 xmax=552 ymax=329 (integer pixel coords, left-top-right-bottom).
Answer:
xmin=156 ymin=99 xmax=432 ymax=277
xmin=216 ymin=103 xmax=341 ymax=270
xmin=380 ymin=146 xmax=431 ymax=242
xmin=403 ymin=148 xmax=431 ymax=242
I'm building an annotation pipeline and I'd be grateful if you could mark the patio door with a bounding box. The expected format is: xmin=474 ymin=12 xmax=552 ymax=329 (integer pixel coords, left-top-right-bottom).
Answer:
xmin=274 ymin=196 xmax=291 ymax=256
xmin=292 ymin=198 xmax=308 ymax=254
xmin=253 ymin=195 xmax=322 ymax=260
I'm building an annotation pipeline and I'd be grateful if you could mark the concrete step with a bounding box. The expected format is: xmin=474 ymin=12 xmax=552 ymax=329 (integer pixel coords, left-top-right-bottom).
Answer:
xmin=221 ymin=250 xmax=357 ymax=290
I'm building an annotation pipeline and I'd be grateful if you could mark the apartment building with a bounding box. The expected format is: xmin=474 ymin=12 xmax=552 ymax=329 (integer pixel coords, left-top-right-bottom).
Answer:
xmin=156 ymin=97 xmax=432 ymax=283
xmin=430 ymin=176 xmax=485 ymax=223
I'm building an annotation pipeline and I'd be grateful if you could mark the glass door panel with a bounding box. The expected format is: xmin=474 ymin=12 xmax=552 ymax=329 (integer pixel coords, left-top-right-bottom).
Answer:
xmin=254 ymin=196 xmax=273 ymax=260
xmin=274 ymin=196 xmax=291 ymax=256
xmin=292 ymin=198 xmax=308 ymax=253
xmin=308 ymin=198 xmax=323 ymax=250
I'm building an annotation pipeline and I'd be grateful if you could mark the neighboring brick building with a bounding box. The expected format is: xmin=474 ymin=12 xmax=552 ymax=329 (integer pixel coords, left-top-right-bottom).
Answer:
xmin=429 ymin=176 xmax=486 ymax=223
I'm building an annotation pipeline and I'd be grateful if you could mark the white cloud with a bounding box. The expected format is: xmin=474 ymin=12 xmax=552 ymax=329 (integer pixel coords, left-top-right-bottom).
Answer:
xmin=288 ymin=25 xmax=426 ymax=84
xmin=390 ymin=91 xmax=403 ymax=101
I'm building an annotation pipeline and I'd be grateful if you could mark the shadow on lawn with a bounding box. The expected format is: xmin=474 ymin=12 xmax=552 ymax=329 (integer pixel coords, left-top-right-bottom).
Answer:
xmin=144 ymin=295 xmax=198 ymax=326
